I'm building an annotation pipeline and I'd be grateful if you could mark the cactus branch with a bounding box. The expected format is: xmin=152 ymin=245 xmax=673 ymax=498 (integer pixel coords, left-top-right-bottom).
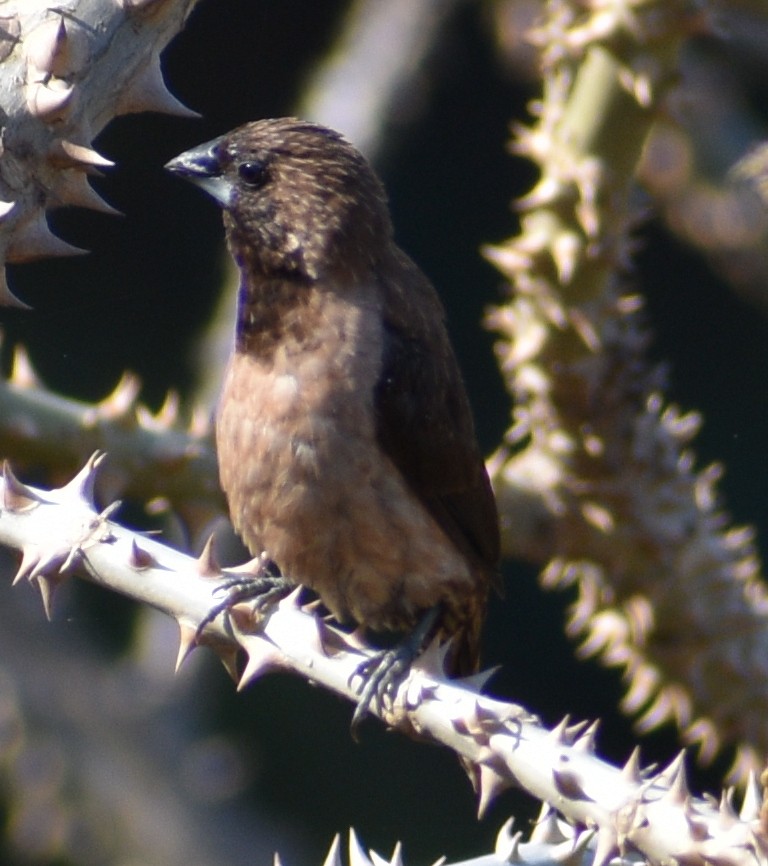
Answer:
xmin=0 ymin=0 xmax=200 ymax=305
xmin=488 ymin=0 xmax=768 ymax=779
xmin=1 ymin=457 xmax=767 ymax=866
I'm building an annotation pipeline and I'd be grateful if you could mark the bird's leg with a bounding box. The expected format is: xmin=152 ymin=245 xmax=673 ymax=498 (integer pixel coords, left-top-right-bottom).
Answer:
xmin=350 ymin=605 xmax=442 ymax=734
xmin=196 ymin=556 xmax=292 ymax=640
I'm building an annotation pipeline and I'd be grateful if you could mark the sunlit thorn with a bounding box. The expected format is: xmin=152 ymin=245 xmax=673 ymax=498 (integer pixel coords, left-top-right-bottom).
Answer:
xmin=117 ymin=51 xmax=200 ymax=118
xmin=237 ymin=637 xmax=283 ymax=690
xmin=0 ymin=270 xmax=29 ymax=309
xmin=455 ymin=665 xmax=499 ymax=694
xmin=94 ymin=372 xmax=141 ymax=421
xmin=129 ymin=538 xmax=157 ymax=570
xmin=477 ymin=762 xmax=513 ymax=819
xmin=9 ymin=344 xmax=39 ymax=388
xmin=195 ymin=533 xmax=221 ymax=578
xmin=213 ymin=645 xmax=240 ymax=682
xmin=348 ymin=829 xmax=371 ymax=866
xmin=175 ymin=621 xmax=198 ymax=672
xmin=50 ymin=139 xmax=115 ymax=170
xmin=13 ymin=547 xmax=41 ymax=585
xmin=621 ymin=746 xmax=643 ymax=784
xmin=36 ymin=573 xmax=62 ymax=621
xmin=2 ymin=462 xmax=44 ymax=512
xmin=322 ymin=834 xmax=342 ymax=866
xmin=60 ymin=451 xmax=107 ymax=506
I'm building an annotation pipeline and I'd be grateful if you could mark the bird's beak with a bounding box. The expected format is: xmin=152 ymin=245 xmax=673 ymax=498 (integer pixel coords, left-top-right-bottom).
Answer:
xmin=165 ymin=136 xmax=233 ymax=208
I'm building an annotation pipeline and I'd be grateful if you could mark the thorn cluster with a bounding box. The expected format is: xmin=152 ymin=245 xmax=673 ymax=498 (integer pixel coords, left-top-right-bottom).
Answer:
xmin=487 ymin=0 xmax=768 ymax=777
xmin=0 ymin=335 xmax=220 ymax=527
xmin=3 ymin=452 xmax=110 ymax=619
xmin=0 ymin=0 xmax=200 ymax=305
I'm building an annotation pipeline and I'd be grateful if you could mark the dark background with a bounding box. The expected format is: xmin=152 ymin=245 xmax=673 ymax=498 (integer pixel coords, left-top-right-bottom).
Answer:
xmin=1 ymin=1 xmax=767 ymax=863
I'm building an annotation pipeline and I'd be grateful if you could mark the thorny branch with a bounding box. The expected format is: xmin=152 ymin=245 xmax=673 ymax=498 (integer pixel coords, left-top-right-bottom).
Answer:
xmin=487 ymin=0 xmax=768 ymax=780
xmin=1 ymin=456 xmax=767 ymax=866
xmin=0 ymin=0 xmax=200 ymax=305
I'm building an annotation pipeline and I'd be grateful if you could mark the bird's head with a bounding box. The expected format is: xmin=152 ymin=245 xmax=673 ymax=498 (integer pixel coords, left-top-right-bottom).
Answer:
xmin=166 ymin=117 xmax=392 ymax=282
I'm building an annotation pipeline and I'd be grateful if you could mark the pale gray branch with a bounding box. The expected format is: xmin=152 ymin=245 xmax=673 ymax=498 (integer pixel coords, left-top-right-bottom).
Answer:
xmin=0 ymin=458 xmax=765 ymax=866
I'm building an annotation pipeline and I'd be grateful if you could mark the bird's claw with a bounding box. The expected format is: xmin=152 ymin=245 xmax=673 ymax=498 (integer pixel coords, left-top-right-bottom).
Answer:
xmin=349 ymin=605 xmax=441 ymax=736
xmin=196 ymin=570 xmax=291 ymax=642
xmin=350 ymin=647 xmax=412 ymax=737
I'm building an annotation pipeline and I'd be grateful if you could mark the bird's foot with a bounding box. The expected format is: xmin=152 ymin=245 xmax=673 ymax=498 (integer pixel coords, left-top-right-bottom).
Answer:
xmin=350 ymin=606 xmax=441 ymax=735
xmin=196 ymin=559 xmax=291 ymax=641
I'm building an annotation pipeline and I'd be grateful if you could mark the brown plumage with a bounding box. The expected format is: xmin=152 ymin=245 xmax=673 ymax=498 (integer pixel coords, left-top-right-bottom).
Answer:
xmin=166 ymin=117 xmax=499 ymax=683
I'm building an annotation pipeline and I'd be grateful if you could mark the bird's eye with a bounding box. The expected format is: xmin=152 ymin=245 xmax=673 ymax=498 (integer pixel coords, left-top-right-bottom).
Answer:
xmin=238 ymin=160 xmax=268 ymax=187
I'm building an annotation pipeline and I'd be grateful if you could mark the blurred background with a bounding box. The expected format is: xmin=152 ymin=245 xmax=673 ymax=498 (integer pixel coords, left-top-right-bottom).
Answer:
xmin=1 ymin=1 xmax=768 ymax=863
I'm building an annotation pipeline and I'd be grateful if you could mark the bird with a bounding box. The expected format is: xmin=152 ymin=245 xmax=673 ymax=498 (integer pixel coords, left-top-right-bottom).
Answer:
xmin=165 ymin=117 xmax=500 ymax=723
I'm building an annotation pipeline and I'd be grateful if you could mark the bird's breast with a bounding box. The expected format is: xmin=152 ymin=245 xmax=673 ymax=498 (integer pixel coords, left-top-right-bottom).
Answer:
xmin=216 ymin=283 xmax=475 ymax=630
xmin=217 ymin=285 xmax=383 ymax=547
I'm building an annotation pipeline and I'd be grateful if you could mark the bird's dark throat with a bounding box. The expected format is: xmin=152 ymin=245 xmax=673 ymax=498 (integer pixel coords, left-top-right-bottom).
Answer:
xmin=234 ymin=273 xmax=313 ymax=359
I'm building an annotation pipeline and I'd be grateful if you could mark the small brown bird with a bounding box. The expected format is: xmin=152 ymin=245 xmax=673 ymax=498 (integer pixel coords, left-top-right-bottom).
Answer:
xmin=166 ymin=118 xmax=499 ymax=718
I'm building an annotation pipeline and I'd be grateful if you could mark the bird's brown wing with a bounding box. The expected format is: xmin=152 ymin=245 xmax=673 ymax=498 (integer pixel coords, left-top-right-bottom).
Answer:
xmin=373 ymin=252 xmax=500 ymax=581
